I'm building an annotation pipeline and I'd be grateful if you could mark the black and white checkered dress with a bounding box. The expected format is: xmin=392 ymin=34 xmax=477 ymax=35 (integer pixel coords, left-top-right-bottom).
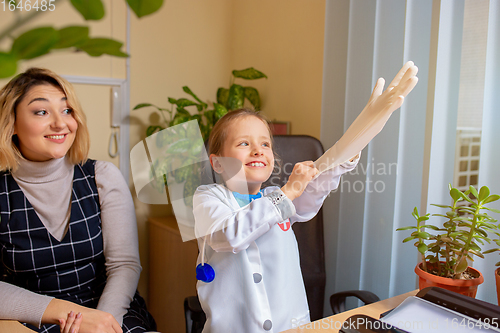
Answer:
xmin=0 ymin=160 xmax=156 ymax=333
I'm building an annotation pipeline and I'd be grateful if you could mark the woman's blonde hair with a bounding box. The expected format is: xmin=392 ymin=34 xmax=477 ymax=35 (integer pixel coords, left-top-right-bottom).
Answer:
xmin=0 ymin=68 xmax=90 ymax=172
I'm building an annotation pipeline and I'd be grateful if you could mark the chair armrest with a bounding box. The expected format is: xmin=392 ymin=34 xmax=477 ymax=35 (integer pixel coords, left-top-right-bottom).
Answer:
xmin=329 ymin=290 xmax=380 ymax=314
xmin=184 ymin=296 xmax=206 ymax=333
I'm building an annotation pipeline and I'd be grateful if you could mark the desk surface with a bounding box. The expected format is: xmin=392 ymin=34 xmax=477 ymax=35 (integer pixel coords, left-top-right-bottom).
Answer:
xmin=282 ymin=290 xmax=418 ymax=333
xmin=0 ymin=290 xmax=418 ymax=333
xmin=0 ymin=320 xmax=35 ymax=332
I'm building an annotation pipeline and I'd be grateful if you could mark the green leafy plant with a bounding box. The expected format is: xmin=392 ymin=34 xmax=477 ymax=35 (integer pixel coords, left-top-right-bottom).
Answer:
xmin=397 ymin=184 xmax=500 ymax=279
xmin=0 ymin=0 xmax=163 ymax=78
xmin=133 ymin=67 xmax=267 ymax=141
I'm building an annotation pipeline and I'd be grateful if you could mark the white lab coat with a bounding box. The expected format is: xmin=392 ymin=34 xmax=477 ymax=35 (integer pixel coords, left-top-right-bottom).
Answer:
xmin=193 ymin=160 xmax=358 ymax=333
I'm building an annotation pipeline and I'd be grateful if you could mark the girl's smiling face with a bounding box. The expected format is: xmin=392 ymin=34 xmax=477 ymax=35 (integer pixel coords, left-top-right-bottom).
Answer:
xmin=211 ymin=115 xmax=274 ymax=194
xmin=14 ymin=84 xmax=78 ymax=162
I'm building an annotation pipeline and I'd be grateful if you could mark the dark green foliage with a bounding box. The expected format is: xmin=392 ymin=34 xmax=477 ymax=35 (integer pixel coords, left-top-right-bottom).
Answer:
xmin=0 ymin=0 xmax=163 ymax=78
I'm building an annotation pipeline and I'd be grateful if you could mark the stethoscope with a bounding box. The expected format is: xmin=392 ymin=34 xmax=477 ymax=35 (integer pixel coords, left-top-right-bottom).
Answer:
xmin=196 ymin=225 xmax=217 ymax=283
xmin=195 ymin=180 xmax=263 ymax=283
xmin=196 ymin=236 xmax=215 ymax=283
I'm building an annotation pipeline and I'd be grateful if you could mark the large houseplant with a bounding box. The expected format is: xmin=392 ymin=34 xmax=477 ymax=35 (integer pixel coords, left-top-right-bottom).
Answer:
xmin=397 ymin=184 xmax=500 ymax=297
xmin=133 ymin=67 xmax=267 ymax=206
xmin=133 ymin=67 xmax=267 ymax=141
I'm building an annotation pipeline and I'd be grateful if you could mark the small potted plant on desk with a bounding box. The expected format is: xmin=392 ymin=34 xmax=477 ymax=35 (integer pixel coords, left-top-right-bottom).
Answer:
xmin=397 ymin=184 xmax=500 ymax=298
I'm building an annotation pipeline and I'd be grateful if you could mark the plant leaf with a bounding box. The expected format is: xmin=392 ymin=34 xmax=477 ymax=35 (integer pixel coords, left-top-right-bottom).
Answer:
xmin=478 ymin=186 xmax=490 ymax=202
xmin=227 ymin=84 xmax=245 ymax=110
xmin=417 ymin=242 xmax=428 ymax=255
xmin=402 ymin=236 xmax=415 ymax=243
xmin=213 ymin=103 xmax=228 ymax=120
xmin=11 ymin=27 xmax=58 ymax=60
xmin=175 ymin=108 xmax=191 ymax=117
xmin=417 ymin=232 xmax=431 ymax=239
xmin=244 ymin=86 xmax=261 ymax=111
xmin=422 ymin=225 xmax=440 ymax=231
xmin=232 ymin=67 xmax=267 ymax=80
xmin=171 ymin=115 xmax=190 ymax=126
xmin=166 ymin=138 xmax=190 ymax=154
xmin=54 ymin=26 xmax=89 ymax=49
xmin=146 ymin=125 xmax=163 ymax=137
xmin=450 ymin=187 xmax=462 ymax=202
xmin=126 ymin=0 xmax=164 ymax=18
xmin=70 ymin=0 xmax=105 ymax=20
xmin=216 ymin=88 xmax=229 ymax=107
xmin=183 ymin=86 xmax=208 ymax=109
xmin=134 ymin=103 xmax=155 ymax=110
xmin=432 ymin=204 xmax=452 ymax=209
xmin=455 ymin=257 xmax=468 ymax=274
xmin=396 ymin=226 xmax=417 ymax=231
xmin=469 ymin=185 xmax=479 ymax=199
xmin=0 ymin=52 xmax=17 ymax=78
xmin=484 ymin=194 xmax=500 ymax=204
xmin=485 ymin=207 xmax=500 ymax=214
xmin=78 ymin=38 xmax=128 ymax=57
xmin=173 ymin=98 xmax=198 ymax=108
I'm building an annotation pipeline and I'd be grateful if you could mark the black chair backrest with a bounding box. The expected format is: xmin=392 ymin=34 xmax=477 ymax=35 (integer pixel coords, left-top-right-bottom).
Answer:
xmin=263 ymin=135 xmax=326 ymax=321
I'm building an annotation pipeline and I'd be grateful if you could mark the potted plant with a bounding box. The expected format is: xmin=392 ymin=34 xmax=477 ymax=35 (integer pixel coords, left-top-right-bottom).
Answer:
xmin=397 ymin=184 xmax=500 ymax=297
xmin=133 ymin=67 xmax=267 ymax=141
xmin=133 ymin=68 xmax=267 ymax=207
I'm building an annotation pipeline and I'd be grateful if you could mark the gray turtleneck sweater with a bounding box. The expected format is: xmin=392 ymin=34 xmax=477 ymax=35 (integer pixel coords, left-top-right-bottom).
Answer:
xmin=0 ymin=157 xmax=141 ymax=328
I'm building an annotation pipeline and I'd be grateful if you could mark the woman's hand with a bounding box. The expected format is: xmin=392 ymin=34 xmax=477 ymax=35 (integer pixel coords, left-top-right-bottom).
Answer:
xmin=281 ymin=161 xmax=318 ymax=201
xmin=44 ymin=299 xmax=122 ymax=333
xmin=74 ymin=308 xmax=122 ymax=333
xmin=59 ymin=311 xmax=82 ymax=333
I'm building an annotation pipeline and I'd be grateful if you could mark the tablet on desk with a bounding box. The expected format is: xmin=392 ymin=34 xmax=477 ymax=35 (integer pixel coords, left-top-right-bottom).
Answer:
xmin=340 ymin=287 xmax=500 ymax=333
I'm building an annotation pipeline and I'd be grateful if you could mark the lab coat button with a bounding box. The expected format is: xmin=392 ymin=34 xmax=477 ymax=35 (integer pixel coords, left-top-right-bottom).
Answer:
xmin=253 ymin=273 xmax=262 ymax=283
xmin=263 ymin=320 xmax=272 ymax=331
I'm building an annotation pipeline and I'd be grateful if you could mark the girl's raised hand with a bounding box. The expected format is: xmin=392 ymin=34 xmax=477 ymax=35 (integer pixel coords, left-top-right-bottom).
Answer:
xmin=281 ymin=161 xmax=318 ymax=201
xmin=59 ymin=311 xmax=82 ymax=333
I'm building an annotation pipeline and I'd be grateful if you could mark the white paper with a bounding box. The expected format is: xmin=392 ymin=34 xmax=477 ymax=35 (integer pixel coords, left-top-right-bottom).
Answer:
xmin=380 ymin=296 xmax=500 ymax=333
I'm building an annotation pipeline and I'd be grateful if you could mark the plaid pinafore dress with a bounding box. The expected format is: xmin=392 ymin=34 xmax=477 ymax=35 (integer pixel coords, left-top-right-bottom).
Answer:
xmin=0 ymin=160 xmax=156 ymax=333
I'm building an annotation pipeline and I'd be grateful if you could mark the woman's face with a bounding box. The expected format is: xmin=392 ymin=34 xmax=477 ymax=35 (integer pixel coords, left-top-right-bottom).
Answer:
xmin=14 ymin=84 xmax=78 ymax=162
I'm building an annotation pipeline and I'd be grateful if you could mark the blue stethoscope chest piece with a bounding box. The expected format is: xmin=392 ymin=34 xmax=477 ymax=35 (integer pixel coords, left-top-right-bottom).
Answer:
xmin=196 ymin=263 xmax=215 ymax=283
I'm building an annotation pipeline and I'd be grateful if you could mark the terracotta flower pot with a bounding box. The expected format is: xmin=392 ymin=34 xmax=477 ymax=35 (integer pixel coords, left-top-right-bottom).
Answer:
xmin=414 ymin=263 xmax=484 ymax=298
xmin=496 ymin=267 xmax=500 ymax=306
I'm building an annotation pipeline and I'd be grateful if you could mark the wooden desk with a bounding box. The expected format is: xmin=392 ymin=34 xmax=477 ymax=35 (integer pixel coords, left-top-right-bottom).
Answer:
xmin=282 ymin=290 xmax=418 ymax=333
xmin=148 ymin=216 xmax=199 ymax=333
xmin=0 ymin=320 xmax=36 ymax=332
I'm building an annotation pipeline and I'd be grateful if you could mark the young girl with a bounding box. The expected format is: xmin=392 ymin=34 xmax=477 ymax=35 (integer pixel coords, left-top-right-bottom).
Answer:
xmin=193 ymin=61 xmax=418 ymax=333
xmin=193 ymin=109 xmax=360 ymax=333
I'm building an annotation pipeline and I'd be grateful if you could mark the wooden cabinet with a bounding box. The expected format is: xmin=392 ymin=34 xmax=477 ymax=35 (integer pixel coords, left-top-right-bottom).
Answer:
xmin=148 ymin=216 xmax=199 ymax=333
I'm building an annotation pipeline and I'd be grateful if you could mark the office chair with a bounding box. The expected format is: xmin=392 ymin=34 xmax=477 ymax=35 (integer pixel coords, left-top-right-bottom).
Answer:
xmin=184 ymin=135 xmax=327 ymax=333
xmin=329 ymin=290 xmax=380 ymax=315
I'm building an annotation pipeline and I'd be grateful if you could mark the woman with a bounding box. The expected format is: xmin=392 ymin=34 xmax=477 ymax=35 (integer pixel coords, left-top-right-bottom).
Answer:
xmin=0 ymin=68 xmax=156 ymax=333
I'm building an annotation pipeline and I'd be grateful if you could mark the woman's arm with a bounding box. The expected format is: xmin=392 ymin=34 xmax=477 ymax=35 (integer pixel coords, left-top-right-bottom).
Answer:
xmin=94 ymin=161 xmax=142 ymax=325
xmin=0 ymin=283 xmax=120 ymax=333
xmin=193 ymin=185 xmax=296 ymax=253
xmin=0 ymin=281 xmax=54 ymax=327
